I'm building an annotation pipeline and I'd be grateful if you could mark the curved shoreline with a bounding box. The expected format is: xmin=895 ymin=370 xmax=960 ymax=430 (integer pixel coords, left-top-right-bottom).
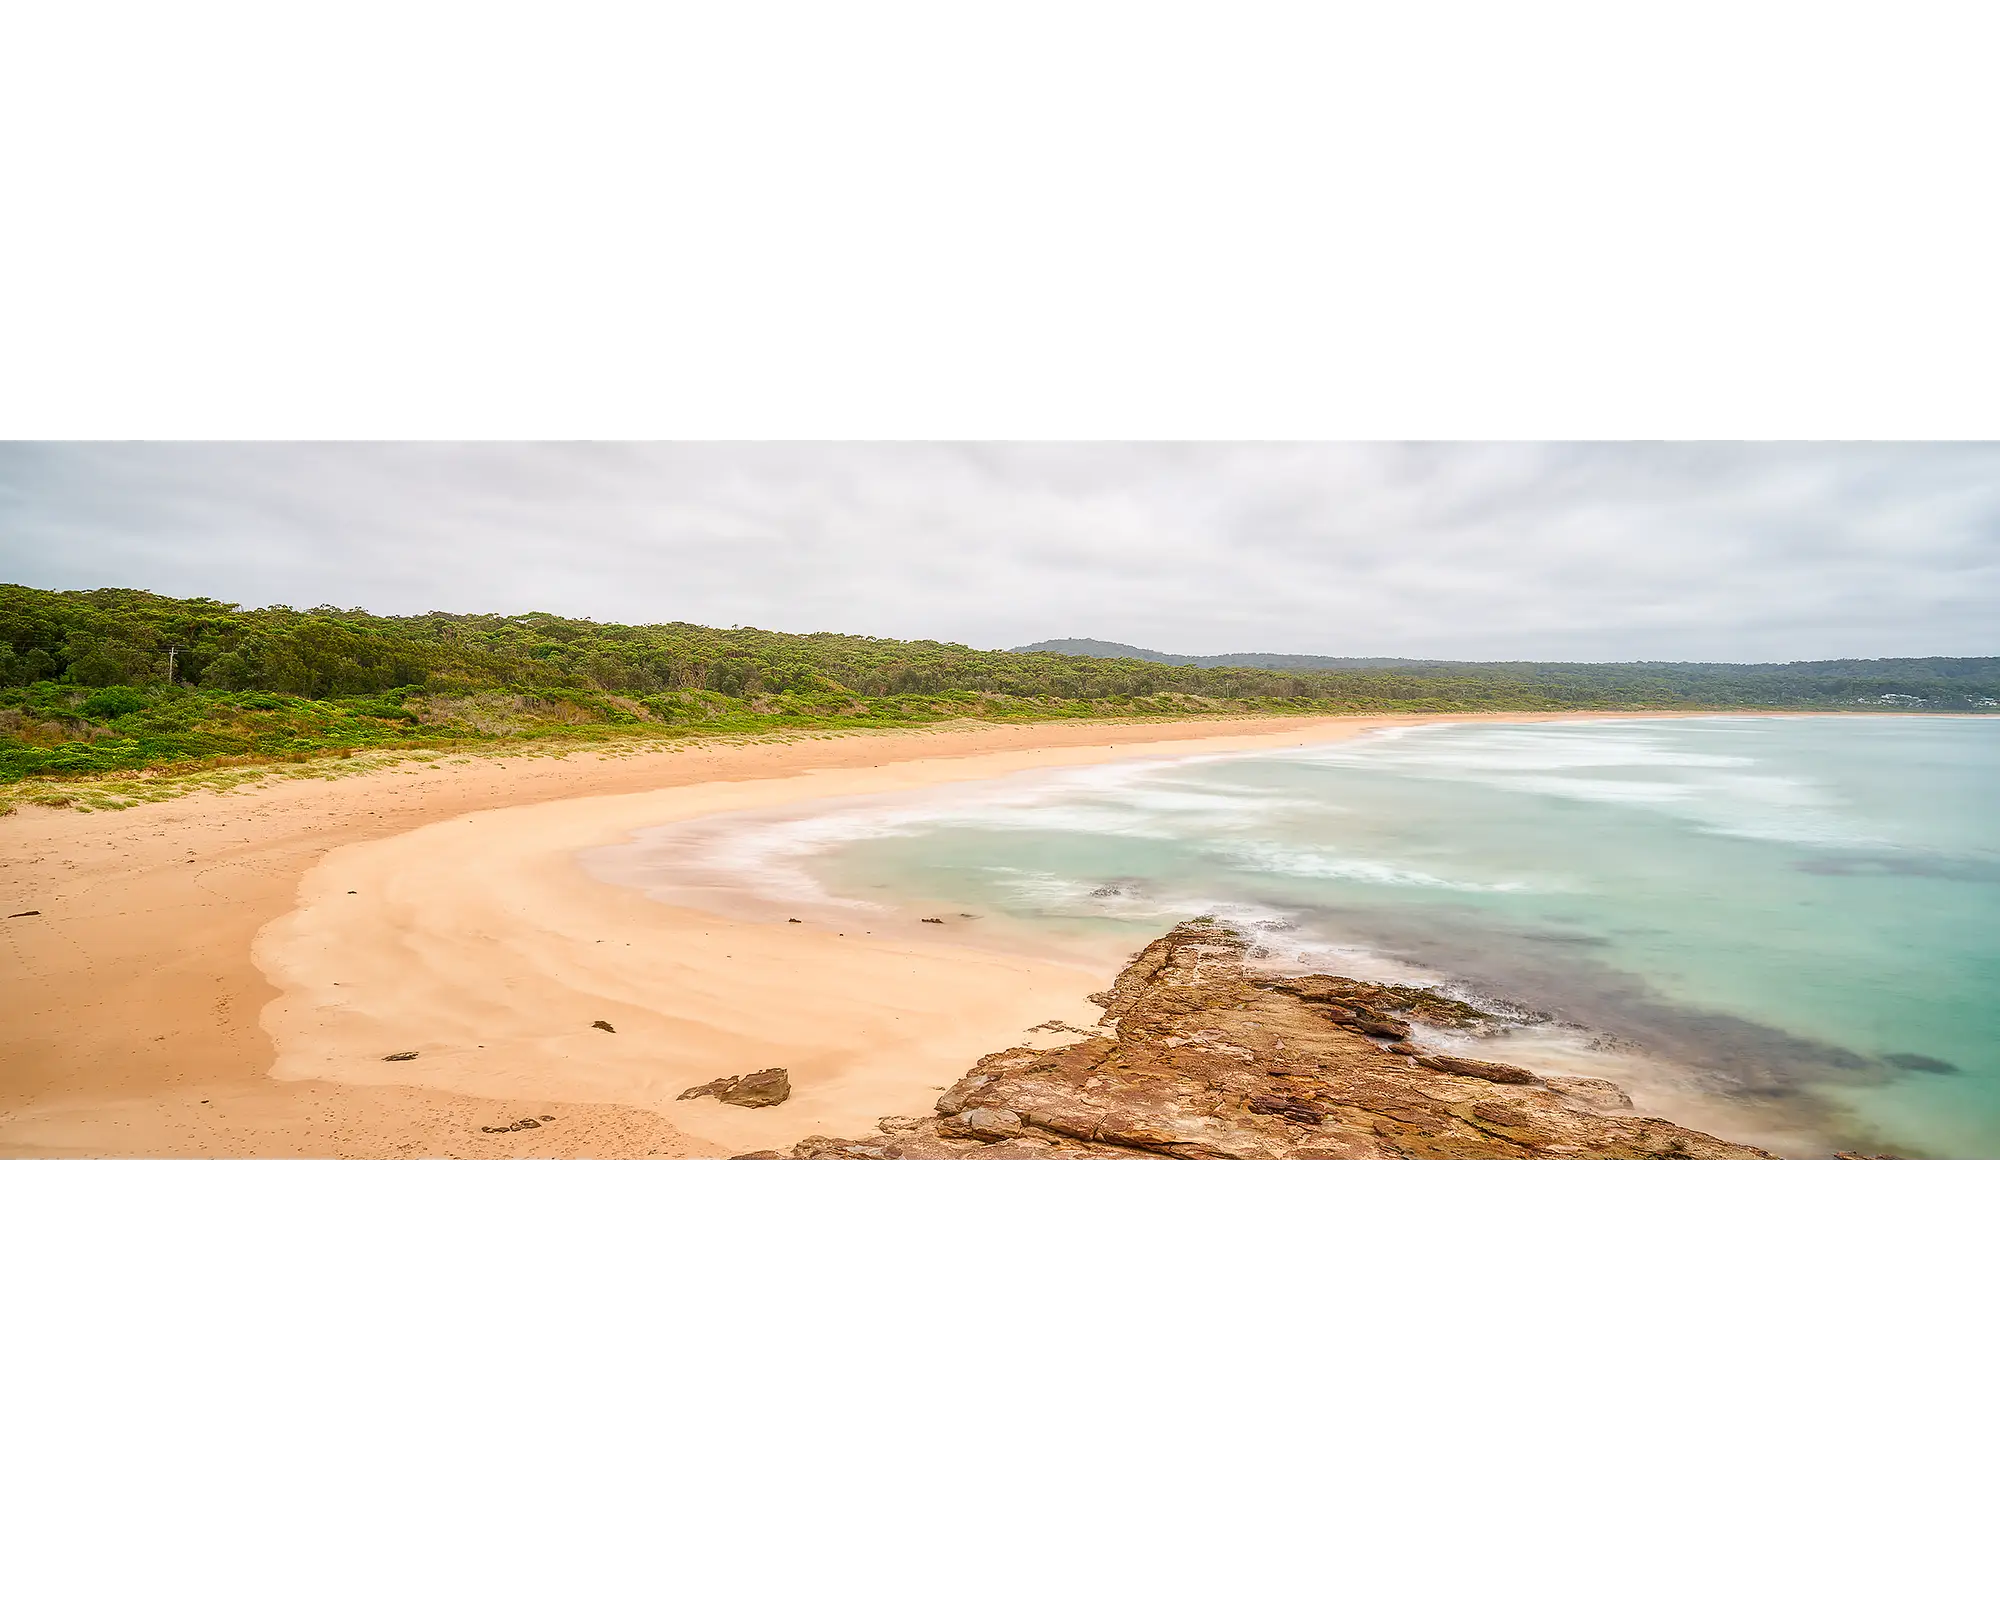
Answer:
xmin=0 ymin=713 xmax=1398 ymax=1156
xmin=249 ymin=721 xmax=1423 ymax=1155
xmin=2 ymin=709 xmax=1841 ymax=1158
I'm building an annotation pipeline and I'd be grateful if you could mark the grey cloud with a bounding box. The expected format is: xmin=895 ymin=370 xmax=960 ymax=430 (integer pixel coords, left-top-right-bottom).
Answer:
xmin=1 ymin=442 xmax=1995 ymax=660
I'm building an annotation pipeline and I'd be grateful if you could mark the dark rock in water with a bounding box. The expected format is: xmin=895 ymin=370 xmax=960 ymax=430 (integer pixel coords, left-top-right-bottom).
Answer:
xmin=592 ymin=1020 xmax=616 ymax=1033
xmin=1884 ymin=1052 xmax=1958 ymax=1075
xmin=680 ymin=1069 xmax=792 ymax=1107
xmin=751 ymin=920 xmax=1771 ymax=1161
xmin=382 ymin=1050 xmax=419 ymax=1061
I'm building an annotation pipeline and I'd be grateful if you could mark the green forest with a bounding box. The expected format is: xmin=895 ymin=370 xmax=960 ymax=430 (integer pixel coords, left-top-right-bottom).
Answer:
xmin=3 ymin=583 xmax=1995 ymax=786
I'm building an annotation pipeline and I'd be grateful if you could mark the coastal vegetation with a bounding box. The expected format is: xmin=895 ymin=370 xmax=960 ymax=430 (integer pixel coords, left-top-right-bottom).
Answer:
xmin=4 ymin=582 xmax=1995 ymax=792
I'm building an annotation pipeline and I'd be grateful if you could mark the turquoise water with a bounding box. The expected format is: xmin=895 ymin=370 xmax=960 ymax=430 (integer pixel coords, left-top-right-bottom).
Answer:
xmin=765 ymin=717 xmax=1999 ymax=1157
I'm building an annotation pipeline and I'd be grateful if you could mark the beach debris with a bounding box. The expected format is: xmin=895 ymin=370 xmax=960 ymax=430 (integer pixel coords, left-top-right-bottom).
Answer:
xmin=958 ymin=913 xmax=979 ymax=919
xmin=678 ymin=1068 xmax=792 ymax=1108
xmin=9 ymin=909 xmax=40 ymax=917
xmin=592 ymin=1019 xmax=616 ymax=1032
xmin=480 ymin=1118 xmax=544 ymax=1134
xmin=921 ymin=917 xmax=944 ymax=924
xmin=382 ymin=1050 xmax=419 ymax=1061
xmin=753 ymin=920 xmax=1774 ymax=1162
xmin=788 ymin=917 xmax=803 ymax=923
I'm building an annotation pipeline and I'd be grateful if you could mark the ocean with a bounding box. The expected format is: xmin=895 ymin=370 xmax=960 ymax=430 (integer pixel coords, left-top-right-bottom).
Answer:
xmin=596 ymin=716 xmax=2000 ymax=1158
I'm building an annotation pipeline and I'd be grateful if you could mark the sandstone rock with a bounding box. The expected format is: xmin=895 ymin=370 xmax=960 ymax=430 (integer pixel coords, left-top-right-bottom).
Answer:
xmin=1423 ymin=1055 xmax=1541 ymax=1086
xmin=682 ymin=1069 xmax=792 ymax=1107
xmin=754 ymin=920 xmax=1771 ymax=1161
xmin=1545 ymin=1075 xmax=1636 ymax=1112
xmin=720 ymin=1068 xmax=790 ymax=1108
xmin=678 ymin=1075 xmax=740 ymax=1101
xmin=953 ymin=1106 xmax=1025 ymax=1140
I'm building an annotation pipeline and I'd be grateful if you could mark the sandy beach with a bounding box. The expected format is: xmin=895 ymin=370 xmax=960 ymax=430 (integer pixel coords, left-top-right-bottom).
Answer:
xmin=1 ymin=711 xmax=1729 ymax=1159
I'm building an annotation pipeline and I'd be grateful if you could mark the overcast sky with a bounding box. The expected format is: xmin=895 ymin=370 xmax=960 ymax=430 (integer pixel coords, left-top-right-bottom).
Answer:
xmin=1 ymin=442 xmax=1995 ymax=661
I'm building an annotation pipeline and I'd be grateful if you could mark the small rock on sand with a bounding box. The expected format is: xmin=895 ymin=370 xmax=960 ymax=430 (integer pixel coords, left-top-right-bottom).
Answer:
xmin=677 ymin=1068 xmax=792 ymax=1107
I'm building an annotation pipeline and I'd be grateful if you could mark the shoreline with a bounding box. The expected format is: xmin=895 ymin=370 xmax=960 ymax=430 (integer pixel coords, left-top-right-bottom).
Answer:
xmin=1 ymin=709 xmax=1849 ymax=1158
xmin=248 ymin=718 xmax=1451 ymax=1155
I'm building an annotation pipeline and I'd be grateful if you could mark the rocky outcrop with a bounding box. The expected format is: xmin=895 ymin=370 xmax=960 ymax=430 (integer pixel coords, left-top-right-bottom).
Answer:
xmin=680 ymin=1068 xmax=791 ymax=1108
xmin=739 ymin=920 xmax=1770 ymax=1161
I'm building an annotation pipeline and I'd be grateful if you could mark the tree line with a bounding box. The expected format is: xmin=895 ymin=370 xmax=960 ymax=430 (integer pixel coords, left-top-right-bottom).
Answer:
xmin=3 ymin=584 xmax=1993 ymax=785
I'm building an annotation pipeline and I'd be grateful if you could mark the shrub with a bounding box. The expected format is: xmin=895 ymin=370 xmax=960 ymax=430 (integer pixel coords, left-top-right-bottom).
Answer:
xmin=78 ymin=685 xmax=150 ymax=720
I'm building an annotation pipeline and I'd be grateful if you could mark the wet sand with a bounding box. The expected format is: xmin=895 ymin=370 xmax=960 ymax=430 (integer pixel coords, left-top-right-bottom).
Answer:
xmin=1 ymin=714 xmax=1398 ymax=1157
xmin=3 ymin=710 xmax=1771 ymax=1159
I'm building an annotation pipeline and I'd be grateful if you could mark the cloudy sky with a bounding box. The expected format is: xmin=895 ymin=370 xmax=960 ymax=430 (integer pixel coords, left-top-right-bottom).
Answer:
xmin=1 ymin=443 xmax=1994 ymax=661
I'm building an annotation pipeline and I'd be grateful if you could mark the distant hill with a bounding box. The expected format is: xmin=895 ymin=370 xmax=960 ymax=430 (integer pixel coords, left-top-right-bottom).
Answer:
xmin=1010 ymin=638 xmax=2000 ymax=689
xmin=1012 ymin=638 xmax=1430 ymax=670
